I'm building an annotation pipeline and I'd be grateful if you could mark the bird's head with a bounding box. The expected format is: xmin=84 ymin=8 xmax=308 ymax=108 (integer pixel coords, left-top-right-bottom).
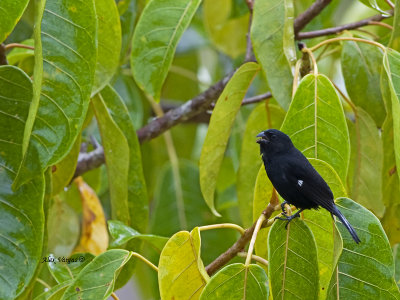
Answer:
xmin=256 ymin=129 xmax=294 ymax=155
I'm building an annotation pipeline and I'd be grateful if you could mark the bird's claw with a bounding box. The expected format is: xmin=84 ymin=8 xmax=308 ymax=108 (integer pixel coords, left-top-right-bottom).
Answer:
xmin=280 ymin=201 xmax=288 ymax=215
xmin=274 ymin=212 xmax=301 ymax=229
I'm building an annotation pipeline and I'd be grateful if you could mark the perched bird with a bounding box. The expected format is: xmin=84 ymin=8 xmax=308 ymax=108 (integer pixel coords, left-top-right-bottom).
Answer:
xmin=256 ymin=129 xmax=360 ymax=243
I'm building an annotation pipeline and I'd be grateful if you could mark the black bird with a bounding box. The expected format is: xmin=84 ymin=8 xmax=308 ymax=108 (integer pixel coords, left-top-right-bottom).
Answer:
xmin=256 ymin=129 xmax=360 ymax=243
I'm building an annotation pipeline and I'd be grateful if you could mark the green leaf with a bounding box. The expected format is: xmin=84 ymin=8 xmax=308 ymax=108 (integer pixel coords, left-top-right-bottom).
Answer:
xmin=6 ymin=39 xmax=34 ymax=65
xmin=108 ymin=220 xmax=168 ymax=251
xmin=0 ymin=66 xmax=44 ymax=299
xmin=131 ymin=0 xmax=201 ymax=101
xmin=200 ymin=62 xmax=260 ymax=216
xmin=34 ymin=280 xmax=72 ymax=300
xmin=203 ymin=0 xmax=249 ymax=58
xmin=341 ymin=36 xmax=386 ymax=126
xmin=48 ymin=253 xmax=95 ymax=283
xmin=303 ymin=158 xmax=345 ymax=299
xmin=389 ymin=1 xmax=400 ymax=51
xmin=158 ymin=227 xmax=209 ymax=299
xmin=381 ymin=116 xmax=400 ymax=245
xmin=119 ymin=0 xmax=137 ymax=63
xmin=199 ymin=263 xmax=269 ymax=299
xmin=395 ymin=244 xmax=400 ymax=288
xmin=99 ymin=85 xmax=148 ymax=232
xmin=280 ymin=73 xmax=350 ymax=183
xmin=51 ymin=134 xmax=81 ymax=196
xmin=383 ymin=48 xmax=400 ymax=185
xmin=92 ymin=92 xmax=130 ymax=224
xmin=268 ymin=219 xmax=319 ymax=300
xmin=62 ymin=249 xmax=132 ymax=299
xmin=327 ymin=198 xmax=400 ymax=299
xmin=251 ymin=0 xmax=296 ymax=109
xmin=0 ymin=0 xmax=29 ymax=42
xmin=92 ymin=0 xmax=122 ymax=94
xmin=14 ymin=0 xmax=97 ymax=188
xmin=357 ymin=0 xmax=391 ymax=14
xmin=347 ymin=107 xmax=384 ymax=216
xmin=237 ymin=103 xmax=285 ymax=227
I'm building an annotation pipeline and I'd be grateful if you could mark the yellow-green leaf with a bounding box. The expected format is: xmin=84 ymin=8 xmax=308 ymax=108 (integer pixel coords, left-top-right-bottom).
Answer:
xmin=200 ymin=62 xmax=260 ymax=216
xmin=0 ymin=0 xmax=29 ymax=42
xmin=158 ymin=227 xmax=209 ymax=300
xmin=131 ymin=0 xmax=201 ymax=101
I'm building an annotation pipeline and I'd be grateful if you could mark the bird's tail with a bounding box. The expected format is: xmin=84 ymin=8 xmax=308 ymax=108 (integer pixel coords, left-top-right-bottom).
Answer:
xmin=332 ymin=206 xmax=361 ymax=244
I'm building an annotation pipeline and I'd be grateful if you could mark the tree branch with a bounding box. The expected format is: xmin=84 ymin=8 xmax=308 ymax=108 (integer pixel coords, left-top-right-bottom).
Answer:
xmin=297 ymin=11 xmax=393 ymax=40
xmin=294 ymin=0 xmax=332 ymax=35
xmin=0 ymin=44 xmax=8 ymax=65
xmin=205 ymin=202 xmax=278 ymax=276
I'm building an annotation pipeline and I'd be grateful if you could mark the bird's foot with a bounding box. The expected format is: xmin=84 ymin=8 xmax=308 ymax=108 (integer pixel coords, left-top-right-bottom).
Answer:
xmin=280 ymin=201 xmax=288 ymax=215
xmin=275 ymin=209 xmax=304 ymax=229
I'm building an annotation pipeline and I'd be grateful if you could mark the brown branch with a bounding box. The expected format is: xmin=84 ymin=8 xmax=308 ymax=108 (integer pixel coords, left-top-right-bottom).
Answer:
xmin=0 ymin=44 xmax=8 ymax=65
xmin=205 ymin=202 xmax=278 ymax=276
xmin=297 ymin=11 xmax=393 ymax=40
xmin=4 ymin=43 xmax=34 ymax=51
xmin=294 ymin=0 xmax=332 ymax=36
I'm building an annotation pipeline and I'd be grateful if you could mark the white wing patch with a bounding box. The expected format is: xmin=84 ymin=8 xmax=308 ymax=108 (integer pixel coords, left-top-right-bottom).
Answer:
xmin=297 ymin=179 xmax=303 ymax=187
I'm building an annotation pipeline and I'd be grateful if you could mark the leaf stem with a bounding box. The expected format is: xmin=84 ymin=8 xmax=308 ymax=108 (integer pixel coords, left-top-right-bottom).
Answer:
xmin=301 ymin=47 xmax=318 ymax=76
xmin=238 ymin=252 xmax=269 ymax=267
xmin=368 ymin=21 xmax=393 ymax=30
xmin=199 ymin=223 xmax=245 ymax=235
xmin=309 ymin=37 xmax=386 ymax=52
xmin=35 ymin=278 xmax=51 ymax=289
xmin=245 ymin=214 xmax=266 ymax=266
xmin=384 ymin=0 xmax=395 ymax=9
xmin=131 ymin=252 xmax=158 ymax=272
xmin=111 ymin=293 xmax=120 ymax=300
xmin=292 ymin=60 xmax=302 ymax=97
xmin=4 ymin=43 xmax=34 ymax=51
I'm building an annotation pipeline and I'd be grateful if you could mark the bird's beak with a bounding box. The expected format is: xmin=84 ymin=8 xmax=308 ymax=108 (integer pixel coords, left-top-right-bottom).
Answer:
xmin=256 ymin=132 xmax=268 ymax=144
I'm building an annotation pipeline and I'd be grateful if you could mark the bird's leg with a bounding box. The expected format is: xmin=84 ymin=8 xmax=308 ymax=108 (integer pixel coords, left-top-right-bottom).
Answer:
xmin=280 ymin=201 xmax=288 ymax=215
xmin=275 ymin=208 xmax=304 ymax=229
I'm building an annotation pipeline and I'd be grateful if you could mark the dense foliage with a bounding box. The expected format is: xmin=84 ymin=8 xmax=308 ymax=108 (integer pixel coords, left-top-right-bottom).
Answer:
xmin=1 ymin=0 xmax=400 ymax=299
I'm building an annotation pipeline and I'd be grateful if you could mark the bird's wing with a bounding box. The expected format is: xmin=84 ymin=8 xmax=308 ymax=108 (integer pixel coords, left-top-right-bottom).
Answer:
xmin=287 ymin=157 xmax=335 ymax=210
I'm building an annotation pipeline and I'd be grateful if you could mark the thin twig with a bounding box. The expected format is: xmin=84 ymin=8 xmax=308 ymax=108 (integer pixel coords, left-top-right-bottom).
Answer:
xmin=199 ymin=223 xmax=245 ymax=235
xmin=294 ymin=0 xmax=332 ymax=35
xmin=0 ymin=44 xmax=8 ymax=65
xmin=368 ymin=20 xmax=393 ymax=30
xmin=245 ymin=5 xmax=254 ymax=62
xmin=384 ymin=0 xmax=395 ymax=9
xmin=4 ymin=43 xmax=34 ymax=50
xmin=297 ymin=11 xmax=393 ymax=40
xmin=241 ymin=92 xmax=272 ymax=105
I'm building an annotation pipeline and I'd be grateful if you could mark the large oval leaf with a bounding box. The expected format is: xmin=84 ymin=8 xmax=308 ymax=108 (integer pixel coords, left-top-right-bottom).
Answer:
xmin=158 ymin=227 xmax=209 ymax=299
xmin=203 ymin=0 xmax=249 ymax=58
xmin=48 ymin=253 xmax=95 ymax=284
xmin=62 ymin=249 xmax=132 ymax=299
xmin=199 ymin=263 xmax=269 ymax=299
xmin=251 ymin=0 xmax=295 ymax=109
xmin=348 ymin=107 xmax=384 ymax=216
xmin=268 ymin=218 xmax=319 ymax=300
xmin=280 ymin=73 xmax=350 ymax=183
xmin=327 ymin=198 xmax=400 ymax=299
xmin=0 ymin=0 xmax=29 ymax=42
xmin=341 ymin=36 xmax=386 ymax=126
xmin=131 ymin=0 xmax=201 ymax=101
xmin=383 ymin=48 xmax=400 ymax=185
xmin=200 ymin=62 xmax=260 ymax=216
xmin=303 ymin=158 xmax=345 ymax=299
xmin=0 ymin=66 xmax=44 ymax=299
xmin=92 ymin=0 xmax=121 ymax=94
xmin=14 ymin=0 xmax=97 ymax=188
xmin=237 ymin=103 xmax=285 ymax=227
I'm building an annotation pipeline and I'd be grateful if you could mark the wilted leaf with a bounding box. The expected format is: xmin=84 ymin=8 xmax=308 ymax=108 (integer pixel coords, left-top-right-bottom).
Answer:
xmin=158 ymin=227 xmax=209 ymax=299
xmin=14 ymin=0 xmax=97 ymax=188
xmin=237 ymin=103 xmax=285 ymax=227
xmin=131 ymin=0 xmax=202 ymax=101
xmin=268 ymin=219 xmax=319 ymax=300
xmin=327 ymin=198 xmax=400 ymax=299
xmin=200 ymin=62 xmax=260 ymax=216
xmin=0 ymin=66 xmax=45 ymax=299
xmin=342 ymin=36 xmax=386 ymax=126
xmin=0 ymin=0 xmax=29 ymax=42
xmin=199 ymin=263 xmax=269 ymax=299
xmin=74 ymin=177 xmax=109 ymax=255
xmin=251 ymin=0 xmax=296 ymax=109
xmin=92 ymin=93 xmax=131 ymax=224
xmin=48 ymin=253 xmax=95 ymax=283
xmin=280 ymin=73 xmax=350 ymax=183
xmin=348 ymin=107 xmax=384 ymax=216
xmin=108 ymin=220 xmax=168 ymax=252
xmin=62 ymin=249 xmax=132 ymax=299
xmin=92 ymin=0 xmax=121 ymax=94
xmin=203 ymin=0 xmax=249 ymax=58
